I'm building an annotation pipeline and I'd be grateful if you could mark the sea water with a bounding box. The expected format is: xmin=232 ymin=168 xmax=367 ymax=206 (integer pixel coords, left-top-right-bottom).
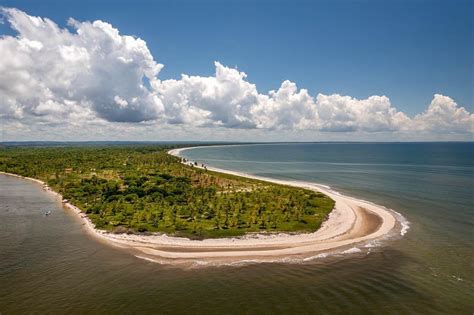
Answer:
xmin=0 ymin=142 xmax=472 ymax=313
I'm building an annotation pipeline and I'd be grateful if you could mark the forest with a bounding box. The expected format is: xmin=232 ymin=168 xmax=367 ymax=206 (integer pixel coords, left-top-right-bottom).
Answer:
xmin=0 ymin=145 xmax=335 ymax=238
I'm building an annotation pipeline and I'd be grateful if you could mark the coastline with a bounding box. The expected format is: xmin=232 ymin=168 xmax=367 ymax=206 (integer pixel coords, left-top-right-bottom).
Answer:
xmin=0 ymin=147 xmax=408 ymax=266
xmin=0 ymin=171 xmax=127 ymax=249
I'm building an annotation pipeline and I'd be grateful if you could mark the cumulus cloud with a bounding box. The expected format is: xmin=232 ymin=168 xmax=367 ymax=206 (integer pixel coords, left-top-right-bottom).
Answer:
xmin=0 ymin=7 xmax=163 ymax=124
xmin=251 ymin=81 xmax=318 ymax=130
xmin=315 ymin=94 xmax=411 ymax=132
xmin=0 ymin=8 xmax=472 ymax=139
xmin=156 ymin=62 xmax=259 ymax=128
xmin=412 ymin=94 xmax=473 ymax=133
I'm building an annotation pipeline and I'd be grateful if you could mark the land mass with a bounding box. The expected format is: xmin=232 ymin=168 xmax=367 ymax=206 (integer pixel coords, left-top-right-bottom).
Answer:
xmin=0 ymin=145 xmax=334 ymax=238
xmin=0 ymin=144 xmax=405 ymax=266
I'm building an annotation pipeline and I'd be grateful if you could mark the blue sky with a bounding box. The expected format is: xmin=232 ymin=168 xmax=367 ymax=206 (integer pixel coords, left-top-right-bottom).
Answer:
xmin=0 ymin=0 xmax=472 ymax=141
xmin=2 ymin=0 xmax=472 ymax=116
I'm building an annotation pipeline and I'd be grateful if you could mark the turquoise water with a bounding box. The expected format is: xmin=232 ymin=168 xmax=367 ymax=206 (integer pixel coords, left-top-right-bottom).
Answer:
xmin=0 ymin=142 xmax=473 ymax=314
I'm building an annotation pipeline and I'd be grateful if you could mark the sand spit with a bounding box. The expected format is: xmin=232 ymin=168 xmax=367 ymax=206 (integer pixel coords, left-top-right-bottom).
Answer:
xmin=0 ymin=147 xmax=408 ymax=267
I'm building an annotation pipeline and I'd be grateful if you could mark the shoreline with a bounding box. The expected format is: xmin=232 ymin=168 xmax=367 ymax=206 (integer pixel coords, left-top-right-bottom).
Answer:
xmin=0 ymin=171 xmax=127 ymax=249
xmin=0 ymin=147 xmax=408 ymax=266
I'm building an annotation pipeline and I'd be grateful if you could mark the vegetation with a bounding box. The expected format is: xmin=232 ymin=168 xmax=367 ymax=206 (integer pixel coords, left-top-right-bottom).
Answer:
xmin=0 ymin=145 xmax=334 ymax=238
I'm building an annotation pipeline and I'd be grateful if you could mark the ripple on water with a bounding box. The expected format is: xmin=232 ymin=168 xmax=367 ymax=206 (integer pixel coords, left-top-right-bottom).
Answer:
xmin=1 ymin=141 xmax=474 ymax=314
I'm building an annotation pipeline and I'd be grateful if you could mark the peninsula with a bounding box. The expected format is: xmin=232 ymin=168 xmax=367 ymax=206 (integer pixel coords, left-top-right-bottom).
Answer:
xmin=0 ymin=145 xmax=402 ymax=265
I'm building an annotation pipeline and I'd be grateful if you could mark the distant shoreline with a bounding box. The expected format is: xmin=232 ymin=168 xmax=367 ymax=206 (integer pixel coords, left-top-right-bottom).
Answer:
xmin=0 ymin=147 xmax=408 ymax=267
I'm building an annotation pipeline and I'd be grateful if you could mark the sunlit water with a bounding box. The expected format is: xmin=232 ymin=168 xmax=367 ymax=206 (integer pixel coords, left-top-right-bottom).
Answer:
xmin=1 ymin=143 xmax=473 ymax=313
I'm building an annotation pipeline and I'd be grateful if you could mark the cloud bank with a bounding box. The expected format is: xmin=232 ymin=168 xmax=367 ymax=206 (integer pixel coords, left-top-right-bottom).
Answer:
xmin=0 ymin=8 xmax=472 ymax=140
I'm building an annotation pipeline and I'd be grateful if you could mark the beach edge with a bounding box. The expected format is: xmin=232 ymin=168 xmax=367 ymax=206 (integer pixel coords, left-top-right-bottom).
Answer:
xmin=0 ymin=146 xmax=408 ymax=266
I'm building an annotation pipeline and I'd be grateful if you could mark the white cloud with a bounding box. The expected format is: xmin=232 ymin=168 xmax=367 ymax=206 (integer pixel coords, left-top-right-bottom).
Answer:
xmin=156 ymin=62 xmax=258 ymax=128
xmin=251 ymin=81 xmax=318 ymax=130
xmin=412 ymin=94 xmax=473 ymax=133
xmin=0 ymin=8 xmax=472 ymax=140
xmin=315 ymin=94 xmax=411 ymax=132
xmin=0 ymin=7 xmax=164 ymax=124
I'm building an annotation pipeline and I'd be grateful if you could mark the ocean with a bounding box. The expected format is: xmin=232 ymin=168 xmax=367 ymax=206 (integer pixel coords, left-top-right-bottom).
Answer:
xmin=0 ymin=142 xmax=472 ymax=313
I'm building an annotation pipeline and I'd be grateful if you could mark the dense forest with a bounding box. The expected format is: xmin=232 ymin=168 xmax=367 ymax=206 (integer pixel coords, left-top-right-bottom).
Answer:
xmin=0 ymin=145 xmax=334 ymax=238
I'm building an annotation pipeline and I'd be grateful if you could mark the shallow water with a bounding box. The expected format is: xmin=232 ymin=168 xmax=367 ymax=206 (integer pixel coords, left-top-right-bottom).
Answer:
xmin=1 ymin=143 xmax=473 ymax=314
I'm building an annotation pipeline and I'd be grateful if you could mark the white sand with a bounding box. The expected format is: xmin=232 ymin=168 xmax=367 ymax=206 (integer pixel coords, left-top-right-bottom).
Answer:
xmin=0 ymin=148 xmax=408 ymax=266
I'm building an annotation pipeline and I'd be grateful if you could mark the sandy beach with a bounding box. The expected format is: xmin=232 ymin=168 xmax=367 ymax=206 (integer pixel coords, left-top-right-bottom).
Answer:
xmin=0 ymin=149 xmax=408 ymax=266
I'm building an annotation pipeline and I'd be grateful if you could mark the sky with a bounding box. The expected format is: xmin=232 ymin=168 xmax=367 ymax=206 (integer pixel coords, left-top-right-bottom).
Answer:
xmin=0 ymin=0 xmax=472 ymax=141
